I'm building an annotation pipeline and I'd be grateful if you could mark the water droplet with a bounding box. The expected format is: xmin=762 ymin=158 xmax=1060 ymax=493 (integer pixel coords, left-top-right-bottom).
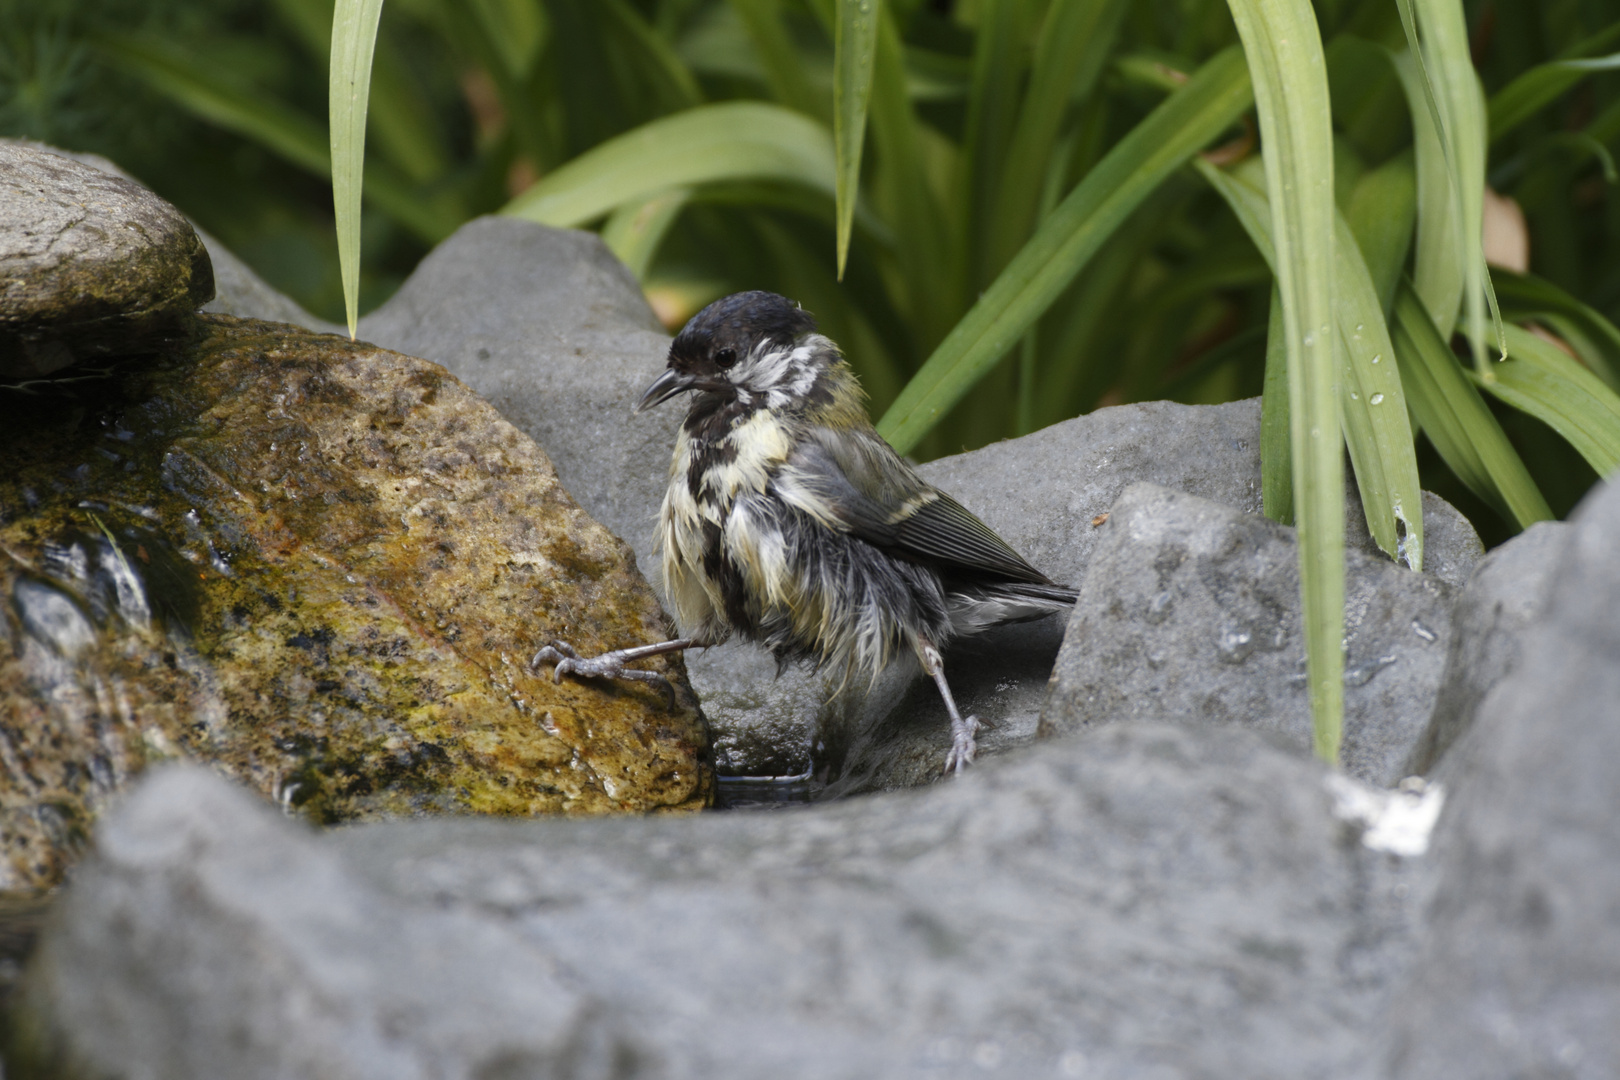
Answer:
xmin=1349 ymin=391 xmax=1360 ymax=401
xmin=1303 ymin=334 xmax=1314 ymax=347
xmin=1411 ymin=620 xmax=1437 ymax=643
xmin=1371 ymin=353 xmax=1382 ymax=364
xmin=1345 ymin=654 xmax=1398 ymax=687
xmin=1355 ymin=323 xmax=1364 ymax=333
xmin=1146 ymin=590 xmax=1174 ymax=624
xmin=1216 ymin=625 xmax=1256 ymax=665
xmin=1370 ymin=393 xmax=1385 ymax=405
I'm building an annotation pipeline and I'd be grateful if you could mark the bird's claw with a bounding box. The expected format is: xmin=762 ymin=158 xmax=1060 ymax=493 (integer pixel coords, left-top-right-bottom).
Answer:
xmin=529 ymin=640 xmax=678 ymax=709
xmin=942 ymin=715 xmax=981 ymax=776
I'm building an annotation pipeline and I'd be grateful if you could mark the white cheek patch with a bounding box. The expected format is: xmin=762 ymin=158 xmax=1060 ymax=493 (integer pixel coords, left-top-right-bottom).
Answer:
xmin=733 ymin=338 xmax=826 ymax=408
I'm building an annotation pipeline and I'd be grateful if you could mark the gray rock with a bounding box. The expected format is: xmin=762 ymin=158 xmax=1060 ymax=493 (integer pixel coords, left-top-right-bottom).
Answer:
xmin=1040 ymin=483 xmax=1456 ymax=786
xmin=824 ymin=412 xmax=1479 ymax=794
xmin=1405 ymin=521 xmax=1569 ymax=776
xmin=0 ymin=143 xmax=213 ymax=377
xmin=1379 ymin=479 xmax=1620 ymax=1080
xmin=345 ymin=222 xmax=1481 ymax=787
xmin=917 ymin=398 xmax=1481 ymax=592
xmin=16 ymin=721 xmax=1430 ymax=1080
xmin=10 ymin=767 xmax=613 ymax=1080
xmin=2 ymin=139 xmax=338 ymax=335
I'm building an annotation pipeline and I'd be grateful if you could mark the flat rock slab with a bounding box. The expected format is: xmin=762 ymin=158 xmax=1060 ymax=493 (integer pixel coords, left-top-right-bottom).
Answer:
xmin=1040 ymin=483 xmax=1456 ymax=786
xmin=1380 ymin=479 xmax=1620 ymax=1080
xmin=13 ymin=721 xmax=1426 ymax=1080
xmin=0 ymin=314 xmax=708 ymax=890
xmin=0 ymin=143 xmax=213 ymax=378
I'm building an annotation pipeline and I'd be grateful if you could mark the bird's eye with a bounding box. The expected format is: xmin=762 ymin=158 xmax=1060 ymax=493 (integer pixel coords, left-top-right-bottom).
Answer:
xmin=714 ymin=347 xmax=738 ymax=370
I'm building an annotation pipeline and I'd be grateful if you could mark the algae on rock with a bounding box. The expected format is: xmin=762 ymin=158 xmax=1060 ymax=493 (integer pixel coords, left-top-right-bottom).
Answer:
xmin=0 ymin=315 xmax=710 ymax=890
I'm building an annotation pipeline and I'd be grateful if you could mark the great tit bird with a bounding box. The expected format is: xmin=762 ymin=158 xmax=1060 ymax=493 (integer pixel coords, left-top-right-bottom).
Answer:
xmin=532 ymin=291 xmax=1077 ymax=775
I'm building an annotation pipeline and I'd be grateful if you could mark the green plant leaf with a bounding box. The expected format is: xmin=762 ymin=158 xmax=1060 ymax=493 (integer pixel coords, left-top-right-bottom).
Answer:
xmin=1197 ymin=154 xmax=1422 ymax=570
xmin=1225 ymin=0 xmax=1341 ymax=764
xmin=466 ymin=0 xmax=545 ymax=80
xmin=1389 ymin=282 xmax=1552 ymax=528
xmin=875 ymin=45 xmax=1253 ymax=453
xmin=1389 ymin=47 xmax=1463 ymax=341
xmin=1489 ymin=52 xmax=1620 ymax=145
xmin=729 ymin=0 xmax=821 ymax=116
xmin=1493 ymin=269 xmax=1620 ymax=391
xmin=833 ymin=0 xmax=880 ymax=279
xmin=1393 ymin=0 xmax=1500 ymax=372
xmin=1343 ymin=150 xmax=1415 ymax=315
xmin=986 ymin=0 xmax=1128 ymax=278
xmin=102 ymin=31 xmax=455 ymax=250
xmin=602 ymin=187 xmax=692 ymax=280
xmin=1261 ymin=286 xmax=1293 ymax=524
xmin=330 ymin=0 xmax=386 ymax=337
xmin=500 ymin=102 xmax=837 ymax=227
xmin=868 ymin=6 xmax=954 ymax=348
xmin=1480 ymin=325 xmax=1620 ymax=477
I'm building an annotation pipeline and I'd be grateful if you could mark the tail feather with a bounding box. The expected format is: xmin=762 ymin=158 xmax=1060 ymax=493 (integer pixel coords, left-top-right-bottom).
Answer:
xmin=946 ymin=580 xmax=1078 ymax=637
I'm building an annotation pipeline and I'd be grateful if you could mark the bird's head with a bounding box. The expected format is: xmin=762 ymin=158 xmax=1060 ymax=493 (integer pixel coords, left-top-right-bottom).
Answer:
xmin=636 ymin=291 xmax=841 ymax=414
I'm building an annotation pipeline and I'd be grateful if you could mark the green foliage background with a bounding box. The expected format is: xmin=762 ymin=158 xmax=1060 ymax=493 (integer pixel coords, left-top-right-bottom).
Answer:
xmin=9 ymin=0 xmax=1620 ymax=759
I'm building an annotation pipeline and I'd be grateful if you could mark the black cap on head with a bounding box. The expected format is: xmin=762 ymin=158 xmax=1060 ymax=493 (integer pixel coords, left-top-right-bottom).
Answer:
xmin=670 ymin=291 xmax=816 ymax=369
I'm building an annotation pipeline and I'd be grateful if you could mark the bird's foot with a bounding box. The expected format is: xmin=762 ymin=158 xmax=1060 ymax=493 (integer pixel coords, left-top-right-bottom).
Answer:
xmin=529 ymin=640 xmax=677 ymax=708
xmin=942 ymin=714 xmax=981 ymax=776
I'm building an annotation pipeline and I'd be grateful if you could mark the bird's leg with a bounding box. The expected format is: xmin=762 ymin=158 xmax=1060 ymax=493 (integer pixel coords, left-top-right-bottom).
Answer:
xmin=917 ymin=639 xmax=980 ymax=776
xmin=530 ymin=638 xmax=697 ymax=709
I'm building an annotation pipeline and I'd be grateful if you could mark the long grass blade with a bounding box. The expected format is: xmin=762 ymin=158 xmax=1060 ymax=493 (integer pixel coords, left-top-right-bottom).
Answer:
xmin=868 ymin=6 xmax=953 ymax=348
xmin=1489 ymin=52 xmax=1620 ymax=145
xmin=1388 ymin=47 xmax=1462 ymax=340
xmin=1261 ymin=286 xmax=1293 ymax=524
xmin=730 ymin=0 xmax=822 ymax=116
xmin=876 ymin=46 xmax=1253 ymax=453
xmin=1481 ymin=325 xmax=1620 ymax=477
xmin=501 ymin=102 xmax=837 ymax=227
xmin=986 ymin=0 xmax=1128 ymax=277
xmin=330 ymin=0 xmax=386 ymax=337
xmin=1225 ymin=0 xmax=1341 ymax=764
xmin=1390 ymin=283 xmax=1552 ymax=527
xmin=833 ymin=0 xmax=880 ymax=279
xmin=1395 ymin=0 xmax=1498 ymax=371
xmin=1197 ymin=155 xmax=1421 ymax=568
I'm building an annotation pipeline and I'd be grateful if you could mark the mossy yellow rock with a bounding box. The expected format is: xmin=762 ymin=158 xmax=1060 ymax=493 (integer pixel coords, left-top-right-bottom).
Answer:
xmin=0 ymin=315 xmax=710 ymax=889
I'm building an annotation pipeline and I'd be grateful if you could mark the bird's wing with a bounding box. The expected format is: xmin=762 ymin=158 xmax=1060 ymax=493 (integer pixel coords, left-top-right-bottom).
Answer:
xmin=774 ymin=427 xmax=1051 ymax=584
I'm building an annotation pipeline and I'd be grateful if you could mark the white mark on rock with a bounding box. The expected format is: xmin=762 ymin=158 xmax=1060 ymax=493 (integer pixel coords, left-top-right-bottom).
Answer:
xmin=1325 ymin=773 xmax=1445 ymax=856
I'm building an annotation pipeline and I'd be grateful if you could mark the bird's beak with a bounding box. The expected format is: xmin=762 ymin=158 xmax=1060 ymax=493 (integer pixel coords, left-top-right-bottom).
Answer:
xmin=635 ymin=368 xmax=696 ymax=413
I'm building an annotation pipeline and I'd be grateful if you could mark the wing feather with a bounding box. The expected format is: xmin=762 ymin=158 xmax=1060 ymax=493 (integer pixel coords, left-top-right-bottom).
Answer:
xmin=773 ymin=427 xmax=1051 ymax=584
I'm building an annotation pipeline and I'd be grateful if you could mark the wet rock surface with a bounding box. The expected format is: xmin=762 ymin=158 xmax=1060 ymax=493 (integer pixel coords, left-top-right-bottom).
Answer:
xmin=13 ymin=722 xmax=1429 ymax=1080
xmin=1040 ymin=484 xmax=1455 ymax=786
xmin=1380 ymin=479 xmax=1620 ymax=1080
xmin=0 ymin=144 xmax=213 ymax=378
xmin=357 ymin=217 xmax=678 ymax=569
xmin=0 ymin=314 xmax=708 ymax=889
